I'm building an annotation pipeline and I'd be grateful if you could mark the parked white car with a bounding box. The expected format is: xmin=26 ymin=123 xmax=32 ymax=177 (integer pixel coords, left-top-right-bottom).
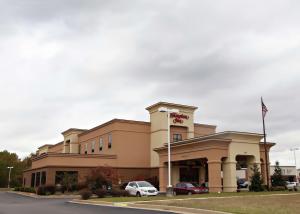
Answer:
xmin=125 ymin=181 xmax=158 ymax=197
xmin=286 ymin=181 xmax=299 ymax=190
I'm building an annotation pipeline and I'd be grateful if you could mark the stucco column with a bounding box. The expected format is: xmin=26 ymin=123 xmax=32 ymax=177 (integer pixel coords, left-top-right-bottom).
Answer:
xmin=159 ymin=165 xmax=168 ymax=192
xmin=199 ymin=165 xmax=206 ymax=184
xmin=222 ymin=159 xmax=237 ymax=192
xmin=207 ymin=160 xmax=222 ymax=192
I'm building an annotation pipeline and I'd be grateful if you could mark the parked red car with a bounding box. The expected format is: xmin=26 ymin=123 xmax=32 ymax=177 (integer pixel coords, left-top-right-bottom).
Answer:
xmin=173 ymin=182 xmax=208 ymax=195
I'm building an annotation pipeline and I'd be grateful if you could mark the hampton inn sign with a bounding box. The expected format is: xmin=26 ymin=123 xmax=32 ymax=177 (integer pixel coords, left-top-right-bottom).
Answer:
xmin=170 ymin=112 xmax=189 ymax=124
xmin=23 ymin=102 xmax=275 ymax=192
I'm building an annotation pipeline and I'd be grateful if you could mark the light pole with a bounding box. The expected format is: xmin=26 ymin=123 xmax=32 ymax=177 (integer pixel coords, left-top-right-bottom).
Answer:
xmin=158 ymin=107 xmax=179 ymax=196
xmin=7 ymin=166 xmax=14 ymax=189
xmin=290 ymin=148 xmax=299 ymax=182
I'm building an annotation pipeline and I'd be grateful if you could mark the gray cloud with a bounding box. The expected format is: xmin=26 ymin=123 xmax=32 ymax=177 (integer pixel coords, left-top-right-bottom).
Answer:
xmin=0 ymin=0 xmax=300 ymax=166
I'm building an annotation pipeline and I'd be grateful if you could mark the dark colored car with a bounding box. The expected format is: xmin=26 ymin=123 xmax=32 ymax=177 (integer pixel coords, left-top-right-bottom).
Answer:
xmin=173 ymin=182 xmax=208 ymax=195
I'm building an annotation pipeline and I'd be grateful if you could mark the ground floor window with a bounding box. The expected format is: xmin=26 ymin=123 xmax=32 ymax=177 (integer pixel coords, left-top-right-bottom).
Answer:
xmin=31 ymin=173 xmax=35 ymax=187
xmin=55 ymin=171 xmax=78 ymax=190
xmin=41 ymin=171 xmax=46 ymax=185
xmin=36 ymin=172 xmax=41 ymax=187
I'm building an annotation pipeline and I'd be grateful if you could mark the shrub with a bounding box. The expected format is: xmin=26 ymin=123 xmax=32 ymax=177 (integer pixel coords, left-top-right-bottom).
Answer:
xmin=95 ymin=189 xmax=107 ymax=198
xmin=14 ymin=187 xmax=21 ymax=191
xmin=76 ymin=183 xmax=88 ymax=191
xmin=270 ymin=186 xmax=286 ymax=191
xmin=85 ymin=166 xmax=118 ymax=192
xmin=24 ymin=187 xmax=35 ymax=193
xmin=45 ymin=185 xmax=56 ymax=195
xmin=110 ymin=189 xmax=129 ymax=197
xmin=79 ymin=188 xmax=92 ymax=200
xmin=36 ymin=186 xmax=46 ymax=195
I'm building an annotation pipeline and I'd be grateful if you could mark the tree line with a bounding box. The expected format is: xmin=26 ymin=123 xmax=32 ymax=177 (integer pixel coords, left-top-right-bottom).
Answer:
xmin=0 ymin=150 xmax=32 ymax=188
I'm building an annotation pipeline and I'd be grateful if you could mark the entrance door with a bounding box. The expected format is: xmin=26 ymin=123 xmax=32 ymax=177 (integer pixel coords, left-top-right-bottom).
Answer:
xmin=180 ymin=167 xmax=199 ymax=183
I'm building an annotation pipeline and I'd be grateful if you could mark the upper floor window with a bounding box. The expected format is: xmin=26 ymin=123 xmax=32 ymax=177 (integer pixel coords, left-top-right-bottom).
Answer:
xmin=99 ymin=138 xmax=103 ymax=151
xmin=84 ymin=144 xmax=88 ymax=154
xmin=173 ymin=134 xmax=182 ymax=142
xmin=108 ymin=134 xmax=112 ymax=149
xmin=91 ymin=141 xmax=95 ymax=153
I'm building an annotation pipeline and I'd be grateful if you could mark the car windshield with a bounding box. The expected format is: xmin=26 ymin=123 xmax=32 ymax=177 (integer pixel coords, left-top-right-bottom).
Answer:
xmin=186 ymin=183 xmax=195 ymax=188
xmin=137 ymin=181 xmax=153 ymax=187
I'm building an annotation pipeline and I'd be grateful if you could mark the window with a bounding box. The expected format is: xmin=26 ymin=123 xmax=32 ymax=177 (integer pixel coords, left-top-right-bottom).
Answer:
xmin=31 ymin=173 xmax=35 ymax=187
xmin=173 ymin=134 xmax=182 ymax=142
xmin=36 ymin=172 xmax=41 ymax=187
xmin=91 ymin=141 xmax=95 ymax=153
xmin=108 ymin=134 xmax=112 ymax=149
xmin=99 ymin=138 xmax=103 ymax=151
xmin=55 ymin=171 xmax=78 ymax=185
xmin=85 ymin=144 xmax=88 ymax=154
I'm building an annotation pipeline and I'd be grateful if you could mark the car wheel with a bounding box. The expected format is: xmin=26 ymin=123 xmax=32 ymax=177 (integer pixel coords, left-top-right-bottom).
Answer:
xmin=188 ymin=191 xmax=192 ymax=196
xmin=136 ymin=192 xmax=141 ymax=197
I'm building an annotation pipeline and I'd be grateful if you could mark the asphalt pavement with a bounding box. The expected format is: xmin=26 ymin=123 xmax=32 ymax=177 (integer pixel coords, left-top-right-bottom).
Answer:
xmin=0 ymin=192 xmax=174 ymax=214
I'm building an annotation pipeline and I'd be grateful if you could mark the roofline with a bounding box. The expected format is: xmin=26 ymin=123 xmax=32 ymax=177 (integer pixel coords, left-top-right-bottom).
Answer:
xmin=154 ymin=131 xmax=265 ymax=150
xmin=78 ymin=119 xmax=150 ymax=137
xmin=37 ymin=144 xmax=52 ymax=149
xmin=181 ymin=131 xmax=264 ymax=142
xmin=194 ymin=123 xmax=217 ymax=128
xmin=38 ymin=141 xmax=63 ymax=149
xmin=61 ymin=128 xmax=88 ymax=135
xmin=146 ymin=102 xmax=198 ymax=111
xmin=154 ymin=138 xmax=232 ymax=151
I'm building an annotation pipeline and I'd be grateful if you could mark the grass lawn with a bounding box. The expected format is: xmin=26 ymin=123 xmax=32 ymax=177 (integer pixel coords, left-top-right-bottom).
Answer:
xmin=89 ymin=191 xmax=296 ymax=203
xmin=141 ymin=192 xmax=300 ymax=214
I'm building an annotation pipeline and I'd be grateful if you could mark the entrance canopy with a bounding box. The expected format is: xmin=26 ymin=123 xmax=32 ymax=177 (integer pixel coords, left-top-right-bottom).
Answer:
xmin=154 ymin=131 xmax=275 ymax=192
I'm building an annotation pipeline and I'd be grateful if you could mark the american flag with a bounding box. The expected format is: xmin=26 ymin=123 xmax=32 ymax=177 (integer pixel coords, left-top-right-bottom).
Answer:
xmin=261 ymin=98 xmax=268 ymax=118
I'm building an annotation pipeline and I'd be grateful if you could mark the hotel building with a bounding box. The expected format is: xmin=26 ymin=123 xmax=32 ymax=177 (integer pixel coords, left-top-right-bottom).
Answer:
xmin=23 ymin=102 xmax=275 ymax=192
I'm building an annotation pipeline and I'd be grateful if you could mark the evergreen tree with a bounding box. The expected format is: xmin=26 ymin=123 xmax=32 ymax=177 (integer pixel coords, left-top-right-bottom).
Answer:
xmin=249 ymin=163 xmax=264 ymax=192
xmin=272 ymin=161 xmax=285 ymax=187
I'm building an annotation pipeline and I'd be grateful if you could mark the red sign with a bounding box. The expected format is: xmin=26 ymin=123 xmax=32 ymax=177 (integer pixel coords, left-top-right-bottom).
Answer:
xmin=170 ymin=113 xmax=189 ymax=124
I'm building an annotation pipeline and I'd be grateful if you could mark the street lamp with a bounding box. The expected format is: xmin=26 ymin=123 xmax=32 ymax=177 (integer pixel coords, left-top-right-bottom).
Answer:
xmin=7 ymin=166 xmax=14 ymax=189
xmin=290 ymin=148 xmax=299 ymax=182
xmin=158 ymin=107 xmax=179 ymax=196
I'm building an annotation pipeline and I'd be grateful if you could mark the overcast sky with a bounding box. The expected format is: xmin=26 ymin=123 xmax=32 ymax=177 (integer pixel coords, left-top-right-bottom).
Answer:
xmin=0 ymin=0 xmax=299 ymax=167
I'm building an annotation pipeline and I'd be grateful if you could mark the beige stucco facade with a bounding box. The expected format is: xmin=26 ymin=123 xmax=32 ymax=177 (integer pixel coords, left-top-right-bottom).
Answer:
xmin=23 ymin=102 xmax=275 ymax=193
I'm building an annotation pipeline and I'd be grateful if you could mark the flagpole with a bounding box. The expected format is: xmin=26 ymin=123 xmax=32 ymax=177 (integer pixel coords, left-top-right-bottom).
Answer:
xmin=261 ymin=97 xmax=270 ymax=190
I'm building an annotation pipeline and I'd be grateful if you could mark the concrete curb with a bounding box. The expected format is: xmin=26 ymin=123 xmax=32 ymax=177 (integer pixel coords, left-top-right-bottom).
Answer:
xmin=7 ymin=191 xmax=80 ymax=199
xmin=70 ymin=199 xmax=231 ymax=214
